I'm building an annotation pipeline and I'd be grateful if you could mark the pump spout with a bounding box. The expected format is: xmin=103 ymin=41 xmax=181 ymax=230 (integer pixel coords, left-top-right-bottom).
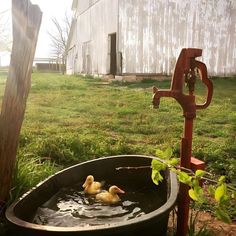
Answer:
xmin=152 ymin=84 xmax=196 ymax=119
xmin=152 ymin=87 xmax=171 ymax=109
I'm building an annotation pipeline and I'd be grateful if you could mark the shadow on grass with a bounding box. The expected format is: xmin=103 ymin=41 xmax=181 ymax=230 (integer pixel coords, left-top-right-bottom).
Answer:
xmin=87 ymin=79 xmax=172 ymax=90
xmin=110 ymin=79 xmax=171 ymax=89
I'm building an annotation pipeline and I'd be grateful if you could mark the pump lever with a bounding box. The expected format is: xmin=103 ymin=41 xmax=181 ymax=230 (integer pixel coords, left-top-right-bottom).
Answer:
xmin=194 ymin=60 xmax=213 ymax=109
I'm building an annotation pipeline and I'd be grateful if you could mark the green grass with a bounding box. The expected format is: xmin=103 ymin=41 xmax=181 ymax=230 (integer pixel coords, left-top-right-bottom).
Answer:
xmin=0 ymin=71 xmax=235 ymax=201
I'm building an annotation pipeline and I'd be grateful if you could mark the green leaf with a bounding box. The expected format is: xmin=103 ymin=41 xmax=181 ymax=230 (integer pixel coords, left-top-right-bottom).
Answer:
xmin=195 ymin=170 xmax=206 ymax=178
xmin=231 ymin=191 xmax=236 ymax=199
xmin=170 ymin=167 xmax=177 ymax=172
xmin=155 ymin=147 xmax=173 ymax=160
xmin=163 ymin=147 xmax=173 ymax=160
xmin=178 ymin=171 xmax=192 ymax=186
xmin=151 ymin=170 xmax=164 ymax=186
xmin=188 ymin=184 xmax=205 ymax=203
xmin=215 ymin=208 xmax=232 ymax=224
xmin=218 ymin=176 xmax=226 ymax=185
xmin=215 ymin=184 xmax=226 ymax=202
xmin=220 ymin=194 xmax=230 ymax=204
xmin=151 ymin=159 xmax=167 ymax=172
xmin=155 ymin=149 xmax=164 ymax=159
xmin=194 ymin=186 xmax=204 ymax=202
xmin=207 ymin=185 xmax=215 ymax=198
xmin=192 ymin=179 xmax=200 ymax=188
xmin=151 ymin=159 xmax=167 ymax=186
xmin=189 ymin=188 xmax=198 ymax=201
xmin=167 ymin=158 xmax=179 ymax=166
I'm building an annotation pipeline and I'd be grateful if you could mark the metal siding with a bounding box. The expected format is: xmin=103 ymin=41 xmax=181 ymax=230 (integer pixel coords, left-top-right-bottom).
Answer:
xmin=119 ymin=0 xmax=236 ymax=76
xmin=75 ymin=0 xmax=118 ymax=74
xmin=70 ymin=0 xmax=236 ymax=76
xmin=66 ymin=18 xmax=78 ymax=75
xmin=77 ymin=0 xmax=90 ymax=15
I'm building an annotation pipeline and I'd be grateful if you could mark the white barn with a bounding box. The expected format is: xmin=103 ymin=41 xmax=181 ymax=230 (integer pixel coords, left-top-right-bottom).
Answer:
xmin=66 ymin=0 xmax=236 ymax=77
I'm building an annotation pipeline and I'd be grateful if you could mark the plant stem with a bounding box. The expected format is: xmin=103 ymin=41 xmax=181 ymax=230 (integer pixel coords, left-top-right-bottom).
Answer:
xmin=116 ymin=166 xmax=150 ymax=170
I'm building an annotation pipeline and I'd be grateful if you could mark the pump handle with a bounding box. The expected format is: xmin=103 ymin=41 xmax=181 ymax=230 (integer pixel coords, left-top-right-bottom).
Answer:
xmin=195 ymin=60 xmax=213 ymax=109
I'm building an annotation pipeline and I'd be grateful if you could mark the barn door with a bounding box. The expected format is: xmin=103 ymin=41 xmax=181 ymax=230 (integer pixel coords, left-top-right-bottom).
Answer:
xmin=82 ymin=41 xmax=91 ymax=74
xmin=82 ymin=43 xmax=86 ymax=73
xmin=106 ymin=33 xmax=117 ymax=75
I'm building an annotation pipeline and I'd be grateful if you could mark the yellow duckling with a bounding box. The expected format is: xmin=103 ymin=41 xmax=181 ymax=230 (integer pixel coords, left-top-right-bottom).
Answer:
xmin=82 ymin=175 xmax=102 ymax=194
xmin=96 ymin=185 xmax=125 ymax=204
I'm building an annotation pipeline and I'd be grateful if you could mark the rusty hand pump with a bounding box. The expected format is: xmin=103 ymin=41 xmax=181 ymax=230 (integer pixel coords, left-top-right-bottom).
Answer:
xmin=152 ymin=48 xmax=213 ymax=236
xmin=153 ymin=48 xmax=213 ymax=118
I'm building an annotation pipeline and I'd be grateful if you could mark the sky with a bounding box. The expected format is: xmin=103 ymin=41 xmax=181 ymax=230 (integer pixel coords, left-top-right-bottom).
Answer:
xmin=0 ymin=0 xmax=72 ymax=65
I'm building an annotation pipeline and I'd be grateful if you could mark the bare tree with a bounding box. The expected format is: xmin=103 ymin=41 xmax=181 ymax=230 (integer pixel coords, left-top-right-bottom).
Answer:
xmin=0 ymin=9 xmax=12 ymax=52
xmin=48 ymin=13 xmax=71 ymax=74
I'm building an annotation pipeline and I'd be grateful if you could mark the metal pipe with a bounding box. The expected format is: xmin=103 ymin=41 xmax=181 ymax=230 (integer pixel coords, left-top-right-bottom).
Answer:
xmin=177 ymin=118 xmax=194 ymax=236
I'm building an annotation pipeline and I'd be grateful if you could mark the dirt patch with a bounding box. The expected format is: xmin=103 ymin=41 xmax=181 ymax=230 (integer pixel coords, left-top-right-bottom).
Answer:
xmin=195 ymin=211 xmax=236 ymax=235
xmin=168 ymin=210 xmax=236 ymax=235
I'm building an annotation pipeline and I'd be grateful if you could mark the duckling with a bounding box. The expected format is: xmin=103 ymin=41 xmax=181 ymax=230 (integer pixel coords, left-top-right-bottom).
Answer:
xmin=96 ymin=185 xmax=125 ymax=204
xmin=82 ymin=175 xmax=102 ymax=194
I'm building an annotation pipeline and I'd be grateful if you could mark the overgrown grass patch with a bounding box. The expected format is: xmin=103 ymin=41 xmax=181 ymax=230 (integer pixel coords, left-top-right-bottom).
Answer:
xmin=10 ymin=153 xmax=60 ymax=202
xmin=0 ymin=72 xmax=235 ymax=201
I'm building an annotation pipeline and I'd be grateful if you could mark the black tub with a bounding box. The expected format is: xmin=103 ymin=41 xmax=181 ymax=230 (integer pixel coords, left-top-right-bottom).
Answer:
xmin=6 ymin=155 xmax=178 ymax=236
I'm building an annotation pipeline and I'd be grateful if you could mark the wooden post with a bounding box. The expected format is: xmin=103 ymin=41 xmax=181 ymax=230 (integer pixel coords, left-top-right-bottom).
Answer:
xmin=0 ymin=0 xmax=42 ymax=203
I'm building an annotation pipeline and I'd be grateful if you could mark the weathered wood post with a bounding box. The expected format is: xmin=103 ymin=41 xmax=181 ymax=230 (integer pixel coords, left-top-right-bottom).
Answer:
xmin=0 ymin=0 xmax=42 ymax=204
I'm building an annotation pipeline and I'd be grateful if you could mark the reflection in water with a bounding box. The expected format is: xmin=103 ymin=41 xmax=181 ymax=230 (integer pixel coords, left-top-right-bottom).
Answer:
xmin=33 ymin=183 xmax=163 ymax=227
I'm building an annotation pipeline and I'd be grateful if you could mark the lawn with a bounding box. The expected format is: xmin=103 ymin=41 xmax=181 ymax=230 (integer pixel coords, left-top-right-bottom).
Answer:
xmin=0 ymin=71 xmax=235 ymax=201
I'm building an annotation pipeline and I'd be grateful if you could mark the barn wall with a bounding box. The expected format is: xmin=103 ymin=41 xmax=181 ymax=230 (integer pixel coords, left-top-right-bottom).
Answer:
xmin=67 ymin=19 xmax=78 ymax=75
xmin=119 ymin=0 xmax=236 ymax=76
xmin=76 ymin=0 xmax=90 ymax=15
xmin=75 ymin=0 xmax=118 ymax=74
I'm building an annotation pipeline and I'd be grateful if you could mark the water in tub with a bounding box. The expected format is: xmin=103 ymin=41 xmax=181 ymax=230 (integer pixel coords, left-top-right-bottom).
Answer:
xmin=33 ymin=182 xmax=164 ymax=227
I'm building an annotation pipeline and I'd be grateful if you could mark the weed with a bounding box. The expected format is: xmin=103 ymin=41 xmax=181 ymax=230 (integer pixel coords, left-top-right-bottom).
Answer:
xmin=10 ymin=153 xmax=60 ymax=202
xmin=188 ymin=210 xmax=214 ymax=236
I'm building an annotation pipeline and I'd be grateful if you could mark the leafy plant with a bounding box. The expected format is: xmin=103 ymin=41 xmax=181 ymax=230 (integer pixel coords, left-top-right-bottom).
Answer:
xmin=151 ymin=148 xmax=236 ymax=224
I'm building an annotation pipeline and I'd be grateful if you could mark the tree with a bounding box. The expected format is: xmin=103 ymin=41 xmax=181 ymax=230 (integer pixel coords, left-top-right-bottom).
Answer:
xmin=0 ymin=0 xmax=42 ymax=204
xmin=48 ymin=13 xmax=71 ymax=74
